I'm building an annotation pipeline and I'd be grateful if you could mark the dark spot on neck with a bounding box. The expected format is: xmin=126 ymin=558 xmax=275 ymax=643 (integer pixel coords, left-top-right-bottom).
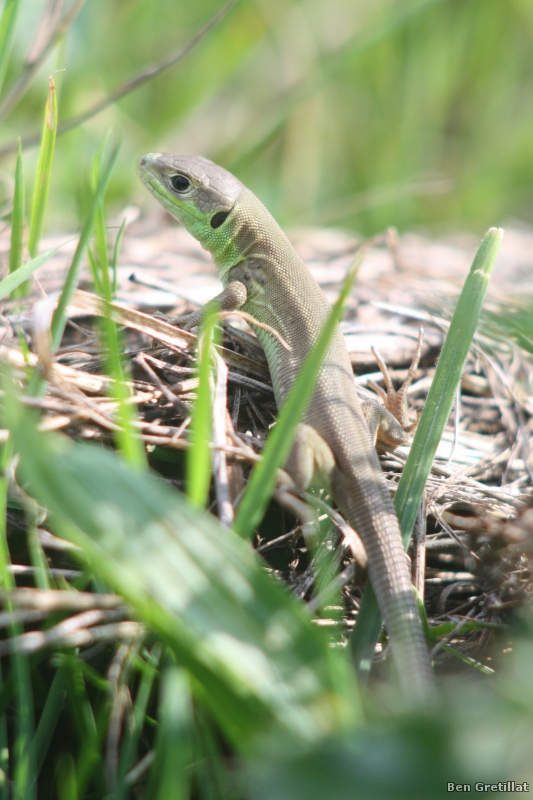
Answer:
xmin=211 ymin=211 xmax=229 ymax=229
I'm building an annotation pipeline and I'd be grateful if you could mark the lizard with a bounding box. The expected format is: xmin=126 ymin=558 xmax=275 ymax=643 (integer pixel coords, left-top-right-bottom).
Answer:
xmin=137 ymin=153 xmax=434 ymax=701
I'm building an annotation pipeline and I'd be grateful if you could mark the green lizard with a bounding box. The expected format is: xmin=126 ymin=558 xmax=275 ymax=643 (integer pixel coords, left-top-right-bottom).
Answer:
xmin=137 ymin=153 xmax=434 ymax=701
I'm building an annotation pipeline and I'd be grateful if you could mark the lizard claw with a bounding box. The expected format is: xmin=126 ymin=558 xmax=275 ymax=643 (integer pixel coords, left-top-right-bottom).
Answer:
xmin=363 ymin=328 xmax=423 ymax=449
xmin=369 ymin=328 xmax=423 ymax=432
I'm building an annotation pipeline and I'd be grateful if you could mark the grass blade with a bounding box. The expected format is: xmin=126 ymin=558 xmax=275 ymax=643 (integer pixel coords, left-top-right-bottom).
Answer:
xmin=192 ymin=706 xmax=229 ymax=799
xmin=26 ymin=509 xmax=51 ymax=589
xmin=50 ymin=138 xmax=120 ymax=352
xmin=439 ymin=643 xmax=494 ymax=675
xmin=395 ymin=230 xmax=503 ymax=539
xmin=350 ymin=228 xmax=503 ymax=681
xmin=0 ymin=443 xmax=10 ymax=800
xmin=13 ymin=653 xmax=35 ymax=800
xmin=87 ymin=247 xmax=103 ymax=295
xmin=233 ymin=251 xmax=362 ymax=540
xmin=33 ymin=665 xmax=68 ymax=777
xmin=147 ymin=668 xmax=193 ymax=800
xmin=187 ymin=307 xmax=219 ymax=506
xmin=115 ymin=645 xmax=162 ymax=799
xmin=0 ymin=442 xmax=35 ymax=800
xmin=0 ymin=244 xmax=62 ymax=301
xmin=0 ymin=0 xmax=19 ymax=95
xmin=24 ymin=137 xmax=121 ymax=399
xmin=27 ymin=76 xmax=57 ymax=259
xmin=111 ymin=217 xmax=126 ymax=294
xmin=90 ymin=141 xmax=146 ymax=469
xmin=0 ymin=660 xmax=7 ymax=800
xmin=62 ymin=654 xmax=102 ymax=796
xmin=56 ymin=753 xmax=78 ymax=800
xmin=8 ymin=138 xmax=24 ymax=297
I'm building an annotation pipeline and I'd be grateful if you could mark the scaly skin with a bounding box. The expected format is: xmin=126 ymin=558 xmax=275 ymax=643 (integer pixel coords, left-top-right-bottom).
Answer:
xmin=137 ymin=153 xmax=434 ymax=701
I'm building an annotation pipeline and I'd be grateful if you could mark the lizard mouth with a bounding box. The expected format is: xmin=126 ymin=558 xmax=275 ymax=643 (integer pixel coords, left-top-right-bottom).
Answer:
xmin=136 ymin=153 xmax=163 ymax=188
xmin=137 ymin=154 xmax=206 ymax=225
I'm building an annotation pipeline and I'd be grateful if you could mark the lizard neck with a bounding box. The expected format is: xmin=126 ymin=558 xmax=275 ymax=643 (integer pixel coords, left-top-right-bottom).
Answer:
xmin=206 ymin=188 xmax=300 ymax=283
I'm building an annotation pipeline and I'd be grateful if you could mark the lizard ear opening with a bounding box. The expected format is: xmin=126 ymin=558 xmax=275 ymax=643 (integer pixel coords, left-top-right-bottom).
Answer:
xmin=211 ymin=211 xmax=229 ymax=229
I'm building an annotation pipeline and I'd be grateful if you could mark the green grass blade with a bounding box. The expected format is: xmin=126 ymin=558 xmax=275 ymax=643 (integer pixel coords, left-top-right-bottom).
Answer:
xmin=440 ymin=644 xmax=494 ymax=675
xmin=0 ymin=443 xmax=10 ymax=799
xmin=111 ymin=218 xmax=126 ymax=294
xmin=94 ymin=209 xmax=110 ymax=294
xmin=187 ymin=307 xmax=218 ymax=506
xmin=13 ymin=653 xmax=35 ymax=800
xmin=8 ymin=138 xmax=24 ymax=297
xmin=147 ymin=668 xmax=192 ymax=800
xmin=27 ymin=76 xmax=58 ymax=259
xmin=395 ymin=229 xmax=503 ymax=541
xmin=87 ymin=247 xmax=103 ymax=295
xmin=192 ymin=707 xmax=229 ymax=799
xmin=27 ymin=511 xmax=51 ymax=589
xmin=350 ymin=228 xmax=503 ymax=682
xmin=50 ymin=138 xmax=120 ymax=353
xmin=62 ymin=655 xmax=101 ymax=795
xmin=233 ymin=252 xmax=362 ymax=539
xmin=90 ymin=136 xmax=112 ymax=296
xmin=0 ymin=0 xmax=19 ymax=95
xmin=0 ymin=441 xmax=35 ymax=800
xmin=115 ymin=645 xmax=162 ymax=799
xmin=33 ymin=665 xmax=68 ymax=777
xmin=56 ymin=753 xmax=78 ymax=800
xmin=0 ymin=660 xmax=7 ymax=800
xmin=0 ymin=244 xmax=62 ymax=301
xmin=103 ymin=312 xmax=147 ymax=469
xmin=428 ymin=620 xmax=503 ymax=640
xmin=25 ymin=138 xmax=120 ymax=397
xmin=90 ymin=141 xmax=146 ymax=469
xmin=0 ymin=444 xmax=12 ymax=591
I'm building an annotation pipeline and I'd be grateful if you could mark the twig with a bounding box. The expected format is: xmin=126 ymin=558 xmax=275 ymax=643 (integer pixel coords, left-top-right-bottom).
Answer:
xmin=125 ymin=751 xmax=155 ymax=786
xmin=106 ymin=642 xmax=139 ymax=791
xmin=0 ymin=621 xmax=145 ymax=656
xmin=0 ymin=588 xmax=122 ymax=611
xmin=135 ymin=352 xmax=189 ymax=415
xmin=0 ymin=609 xmax=136 ymax=655
xmin=9 ymin=564 xmax=81 ymax=579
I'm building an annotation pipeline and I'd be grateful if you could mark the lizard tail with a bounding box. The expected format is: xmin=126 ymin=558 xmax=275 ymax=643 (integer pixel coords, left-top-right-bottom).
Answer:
xmin=332 ymin=466 xmax=434 ymax=702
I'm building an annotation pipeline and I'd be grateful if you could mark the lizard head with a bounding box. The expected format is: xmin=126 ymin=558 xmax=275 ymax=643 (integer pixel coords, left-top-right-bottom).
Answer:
xmin=137 ymin=153 xmax=243 ymax=247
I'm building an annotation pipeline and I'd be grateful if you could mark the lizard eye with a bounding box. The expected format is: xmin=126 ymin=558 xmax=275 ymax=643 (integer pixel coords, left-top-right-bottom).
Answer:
xmin=170 ymin=174 xmax=191 ymax=193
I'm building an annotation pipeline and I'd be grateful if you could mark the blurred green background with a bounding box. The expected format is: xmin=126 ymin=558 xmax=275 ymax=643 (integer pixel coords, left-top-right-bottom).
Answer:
xmin=2 ymin=0 xmax=533 ymax=236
